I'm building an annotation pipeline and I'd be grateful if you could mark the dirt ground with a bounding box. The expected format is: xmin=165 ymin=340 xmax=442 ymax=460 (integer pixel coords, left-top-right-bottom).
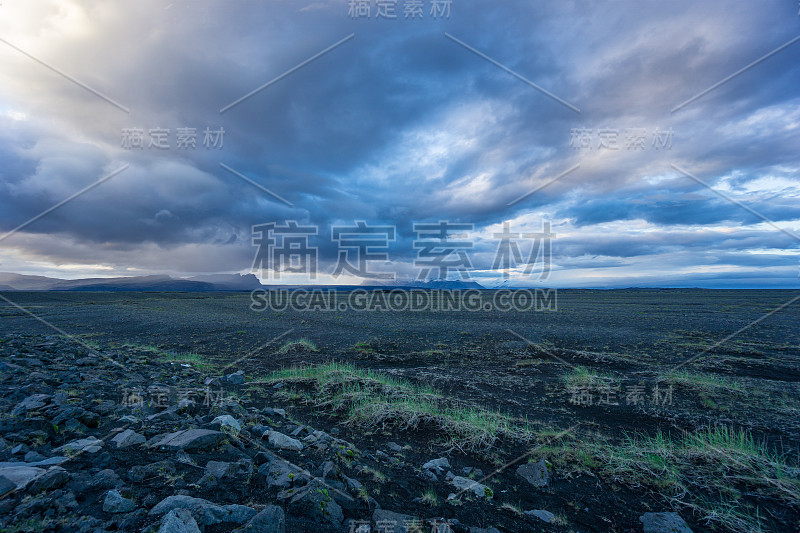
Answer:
xmin=1 ymin=289 xmax=799 ymax=532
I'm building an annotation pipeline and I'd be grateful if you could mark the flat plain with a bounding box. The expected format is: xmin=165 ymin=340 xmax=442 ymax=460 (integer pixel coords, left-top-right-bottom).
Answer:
xmin=1 ymin=289 xmax=798 ymax=532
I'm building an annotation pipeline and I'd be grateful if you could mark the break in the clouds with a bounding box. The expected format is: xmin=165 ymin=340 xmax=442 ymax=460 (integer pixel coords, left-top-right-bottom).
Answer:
xmin=0 ymin=0 xmax=798 ymax=288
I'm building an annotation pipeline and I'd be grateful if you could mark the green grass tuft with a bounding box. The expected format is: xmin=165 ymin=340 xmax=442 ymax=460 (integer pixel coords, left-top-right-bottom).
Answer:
xmin=534 ymin=426 xmax=800 ymax=533
xmin=563 ymin=365 xmax=615 ymax=388
xmin=127 ymin=344 xmax=215 ymax=372
xmin=661 ymin=369 xmax=746 ymax=393
xmin=265 ymin=362 xmax=532 ymax=451
xmin=277 ymin=339 xmax=319 ymax=354
xmin=420 ymin=487 xmax=439 ymax=506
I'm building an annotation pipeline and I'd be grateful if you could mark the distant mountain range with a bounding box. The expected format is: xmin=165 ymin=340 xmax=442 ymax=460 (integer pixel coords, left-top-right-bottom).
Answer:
xmin=0 ymin=273 xmax=485 ymax=292
xmin=360 ymin=279 xmax=485 ymax=290
xmin=0 ymin=273 xmax=260 ymax=292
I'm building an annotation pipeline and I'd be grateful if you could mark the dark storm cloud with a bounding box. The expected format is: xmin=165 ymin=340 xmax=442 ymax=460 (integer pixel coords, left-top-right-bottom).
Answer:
xmin=555 ymin=228 xmax=800 ymax=259
xmin=0 ymin=0 xmax=797 ymax=285
xmin=562 ymin=191 xmax=800 ymax=227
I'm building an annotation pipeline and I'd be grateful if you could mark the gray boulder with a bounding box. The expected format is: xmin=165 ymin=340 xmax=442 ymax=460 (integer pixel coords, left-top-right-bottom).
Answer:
xmin=517 ymin=459 xmax=549 ymax=488
xmin=92 ymin=468 xmax=123 ymax=489
xmin=205 ymin=460 xmax=236 ymax=479
xmin=266 ymin=431 xmax=303 ymax=452
xmin=258 ymin=459 xmax=308 ymax=489
xmin=0 ymin=475 xmax=16 ymax=498
xmin=226 ymin=505 xmax=262 ymax=524
xmin=111 ymin=429 xmax=146 ymax=448
xmin=197 ymin=459 xmax=253 ymax=488
xmin=372 ymin=509 xmax=416 ymax=533
xmin=343 ymin=474 xmax=363 ymax=492
xmin=149 ymin=495 xmax=256 ymax=526
xmin=152 ymin=429 xmax=225 ymax=451
xmin=0 ymin=464 xmax=45 ymax=491
xmin=640 ymin=512 xmax=693 ymax=533
xmin=159 ymin=508 xmax=202 ymax=533
xmin=280 ymin=479 xmax=343 ymax=525
xmin=211 ymin=415 xmax=242 ymax=432
xmin=525 ymin=509 xmax=554 ymax=523
xmin=419 ymin=469 xmax=438 ymax=482
xmin=251 ymin=425 xmax=270 ymax=438
xmin=422 ymin=458 xmax=450 ymax=474
xmin=234 ymin=505 xmax=286 ymax=533
xmin=128 ymin=460 xmax=175 ymax=483
xmin=11 ymin=394 xmax=51 ymax=416
xmin=449 ymin=476 xmax=492 ymax=499
xmin=225 ymin=371 xmax=246 ymax=385
xmin=302 ymin=430 xmax=335 ymax=449
xmin=10 ymin=443 xmax=29 ymax=455
xmin=55 ymin=436 xmax=104 ymax=454
xmin=24 ymin=451 xmax=46 ymax=463
xmin=148 ymin=409 xmax=180 ymax=422
xmin=28 ymin=466 xmax=70 ymax=493
xmin=387 ymin=442 xmax=404 ymax=453
xmin=103 ymin=489 xmax=137 ymax=513
xmin=24 ymin=456 xmax=70 ymax=467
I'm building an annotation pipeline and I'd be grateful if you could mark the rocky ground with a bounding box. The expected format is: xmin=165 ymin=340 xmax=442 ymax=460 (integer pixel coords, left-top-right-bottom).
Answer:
xmin=0 ymin=333 xmax=697 ymax=533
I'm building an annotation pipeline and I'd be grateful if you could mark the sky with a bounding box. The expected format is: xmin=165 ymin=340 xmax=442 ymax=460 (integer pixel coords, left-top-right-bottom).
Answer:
xmin=0 ymin=0 xmax=798 ymax=288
